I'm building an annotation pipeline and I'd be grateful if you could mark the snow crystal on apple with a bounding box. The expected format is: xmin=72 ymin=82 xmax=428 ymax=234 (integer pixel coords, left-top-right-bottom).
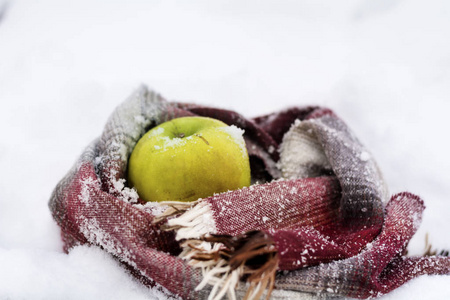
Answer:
xmin=147 ymin=126 xmax=164 ymax=137
xmin=219 ymin=125 xmax=247 ymax=156
xmin=159 ymin=136 xmax=189 ymax=150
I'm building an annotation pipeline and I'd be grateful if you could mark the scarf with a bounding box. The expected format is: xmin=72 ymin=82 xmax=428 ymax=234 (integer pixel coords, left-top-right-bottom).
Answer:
xmin=49 ymin=85 xmax=450 ymax=299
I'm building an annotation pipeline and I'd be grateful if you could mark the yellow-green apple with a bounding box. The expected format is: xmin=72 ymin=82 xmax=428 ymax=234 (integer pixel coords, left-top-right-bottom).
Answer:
xmin=127 ymin=116 xmax=251 ymax=202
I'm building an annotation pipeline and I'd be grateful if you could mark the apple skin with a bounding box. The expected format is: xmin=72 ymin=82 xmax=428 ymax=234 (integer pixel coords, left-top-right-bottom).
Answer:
xmin=127 ymin=116 xmax=251 ymax=202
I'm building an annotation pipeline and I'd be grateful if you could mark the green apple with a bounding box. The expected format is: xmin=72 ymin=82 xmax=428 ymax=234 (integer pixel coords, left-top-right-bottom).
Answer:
xmin=127 ymin=116 xmax=251 ymax=202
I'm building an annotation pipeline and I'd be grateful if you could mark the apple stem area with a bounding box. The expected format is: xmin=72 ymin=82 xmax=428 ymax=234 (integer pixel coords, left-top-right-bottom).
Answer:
xmin=176 ymin=132 xmax=210 ymax=146
xmin=195 ymin=134 xmax=210 ymax=145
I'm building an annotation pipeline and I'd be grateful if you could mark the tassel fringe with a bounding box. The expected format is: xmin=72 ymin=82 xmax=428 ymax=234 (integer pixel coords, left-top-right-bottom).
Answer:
xmin=424 ymin=233 xmax=450 ymax=257
xmin=152 ymin=200 xmax=200 ymax=224
xmin=157 ymin=202 xmax=279 ymax=299
xmin=165 ymin=201 xmax=216 ymax=240
xmin=181 ymin=231 xmax=279 ymax=300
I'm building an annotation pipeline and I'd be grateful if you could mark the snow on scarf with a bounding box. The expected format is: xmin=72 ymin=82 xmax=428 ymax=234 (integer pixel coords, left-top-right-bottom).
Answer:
xmin=49 ymin=86 xmax=450 ymax=299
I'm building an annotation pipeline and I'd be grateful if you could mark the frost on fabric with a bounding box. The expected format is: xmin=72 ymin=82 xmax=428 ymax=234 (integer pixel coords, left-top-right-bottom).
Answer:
xmin=278 ymin=115 xmax=389 ymax=230
xmin=97 ymin=87 xmax=168 ymax=204
xmin=99 ymin=162 xmax=140 ymax=204
xmin=138 ymin=201 xmax=170 ymax=217
xmin=78 ymin=176 xmax=101 ymax=206
xmin=204 ymin=177 xmax=340 ymax=236
xmin=316 ymin=116 xmax=390 ymax=205
xmin=78 ymin=217 xmax=137 ymax=268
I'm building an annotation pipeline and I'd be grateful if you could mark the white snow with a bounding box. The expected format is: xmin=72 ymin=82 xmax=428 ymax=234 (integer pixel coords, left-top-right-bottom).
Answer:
xmin=1 ymin=0 xmax=450 ymax=299
xmin=148 ymin=127 xmax=165 ymax=138
xmin=219 ymin=125 xmax=247 ymax=157
xmin=159 ymin=136 xmax=188 ymax=149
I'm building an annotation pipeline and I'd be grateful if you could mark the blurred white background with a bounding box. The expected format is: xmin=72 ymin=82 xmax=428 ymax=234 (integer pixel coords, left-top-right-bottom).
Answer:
xmin=1 ymin=0 xmax=450 ymax=299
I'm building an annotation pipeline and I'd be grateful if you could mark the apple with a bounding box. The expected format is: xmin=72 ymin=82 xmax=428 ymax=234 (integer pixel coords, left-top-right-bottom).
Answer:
xmin=127 ymin=116 xmax=251 ymax=202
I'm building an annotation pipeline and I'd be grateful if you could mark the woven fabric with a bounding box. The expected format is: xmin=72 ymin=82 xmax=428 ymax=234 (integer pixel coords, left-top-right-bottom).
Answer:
xmin=49 ymin=85 xmax=450 ymax=299
xmin=275 ymin=192 xmax=450 ymax=298
xmin=195 ymin=176 xmax=381 ymax=271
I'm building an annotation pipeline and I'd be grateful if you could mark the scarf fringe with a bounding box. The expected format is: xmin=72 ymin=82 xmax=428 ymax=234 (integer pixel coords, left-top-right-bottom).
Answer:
xmin=152 ymin=200 xmax=200 ymax=224
xmin=424 ymin=233 xmax=450 ymax=257
xmin=163 ymin=201 xmax=216 ymax=240
xmin=181 ymin=231 xmax=279 ymax=300
xmin=160 ymin=202 xmax=280 ymax=299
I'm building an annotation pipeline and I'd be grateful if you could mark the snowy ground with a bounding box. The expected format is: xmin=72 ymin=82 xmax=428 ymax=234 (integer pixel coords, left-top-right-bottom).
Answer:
xmin=1 ymin=0 xmax=450 ymax=299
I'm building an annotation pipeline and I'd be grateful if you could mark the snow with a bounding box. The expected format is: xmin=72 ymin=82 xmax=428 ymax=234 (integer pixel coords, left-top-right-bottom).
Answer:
xmin=219 ymin=125 xmax=247 ymax=157
xmin=0 ymin=246 xmax=169 ymax=300
xmin=0 ymin=0 xmax=449 ymax=299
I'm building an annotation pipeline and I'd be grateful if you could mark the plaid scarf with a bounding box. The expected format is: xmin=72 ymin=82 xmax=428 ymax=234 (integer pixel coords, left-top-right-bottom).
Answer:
xmin=49 ymin=86 xmax=450 ymax=299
